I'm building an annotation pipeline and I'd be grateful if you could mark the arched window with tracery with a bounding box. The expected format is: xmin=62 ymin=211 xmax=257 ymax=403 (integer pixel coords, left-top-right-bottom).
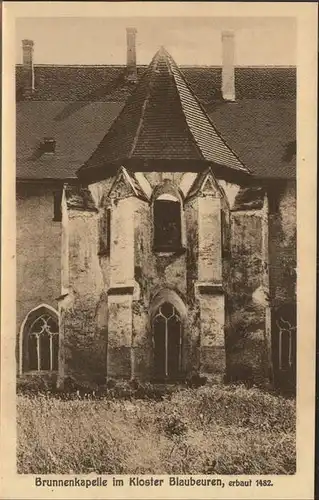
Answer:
xmin=21 ymin=305 xmax=59 ymax=373
xmin=152 ymin=301 xmax=183 ymax=380
xmin=272 ymin=303 xmax=296 ymax=393
xmin=153 ymin=182 xmax=183 ymax=252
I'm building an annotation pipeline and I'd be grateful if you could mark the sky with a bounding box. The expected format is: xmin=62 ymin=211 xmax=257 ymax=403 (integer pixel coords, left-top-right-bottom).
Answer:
xmin=16 ymin=16 xmax=296 ymax=66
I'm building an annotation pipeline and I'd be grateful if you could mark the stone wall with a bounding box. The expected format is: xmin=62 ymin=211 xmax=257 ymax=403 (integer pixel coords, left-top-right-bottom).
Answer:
xmin=16 ymin=183 xmax=62 ymax=371
xmin=107 ymin=196 xmax=135 ymax=379
xmin=132 ymin=196 xmax=154 ymax=379
xmin=132 ymin=189 xmax=193 ymax=380
xmin=196 ymin=184 xmax=226 ymax=382
xmin=64 ymin=171 xmax=246 ymax=384
xmin=220 ymin=179 xmax=296 ymax=388
xmin=268 ymin=180 xmax=296 ymax=389
xmin=59 ymin=199 xmax=106 ymax=387
xmin=17 ymin=173 xmax=295 ymax=388
xmin=129 ymin=171 xmax=232 ymax=382
xmin=227 ymin=206 xmax=270 ymax=385
xmin=184 ymin=197 xmax=201 ymax=374
xmin=268 ymin=180 xmax=296 ymax=307
xmin=83 ymin=170 xmax=232 ymax=382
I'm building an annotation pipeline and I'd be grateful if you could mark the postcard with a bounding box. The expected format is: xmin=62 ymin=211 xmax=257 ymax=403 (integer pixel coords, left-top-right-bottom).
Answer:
xmin=1 ymin=2 xmax=317 ymax=499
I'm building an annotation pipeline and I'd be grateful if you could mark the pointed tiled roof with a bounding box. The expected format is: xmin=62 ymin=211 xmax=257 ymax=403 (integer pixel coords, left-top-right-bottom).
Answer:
xmin=78 ymin=47 xmax=249 ymax=179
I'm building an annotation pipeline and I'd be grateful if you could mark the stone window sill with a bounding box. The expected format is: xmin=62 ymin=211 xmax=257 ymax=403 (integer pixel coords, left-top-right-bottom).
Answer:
xmin=153 ymin=245 xmax=186 ymax=256
xmin=195 ymin=281 xmax=224 ymax=294
xmin=98 ymin=249 xmax=110 ymax=257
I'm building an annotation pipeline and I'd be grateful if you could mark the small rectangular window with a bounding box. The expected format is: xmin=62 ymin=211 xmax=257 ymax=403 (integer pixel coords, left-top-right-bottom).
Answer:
xmin=106 ymin=208 xmax=111 ymax=253
xmin=41 ymin=138 xmax=56 ymax=154
xmin=154 ymin=199 xmax=181 ymax=252
xmin=99 ymin=208 xmax=111 ymax=256
xmin=221 ymin=209 xmax=230 ymax=258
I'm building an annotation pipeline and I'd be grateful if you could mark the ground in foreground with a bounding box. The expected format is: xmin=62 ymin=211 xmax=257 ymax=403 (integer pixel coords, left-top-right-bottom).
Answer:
xmin=17 ymin=385 xmax=295 ymax=474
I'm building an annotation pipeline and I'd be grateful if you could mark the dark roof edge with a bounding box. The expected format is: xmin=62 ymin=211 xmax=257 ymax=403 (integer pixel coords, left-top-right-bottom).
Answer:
xmin=78 ymin=158 xmax=254 ymax=185
xmin=16 ymin=167 xmax=295 ymax=184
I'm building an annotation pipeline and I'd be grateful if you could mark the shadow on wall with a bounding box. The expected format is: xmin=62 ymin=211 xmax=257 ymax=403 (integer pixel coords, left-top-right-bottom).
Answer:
xmin=225 ymin=302 xmax=268 ymax=388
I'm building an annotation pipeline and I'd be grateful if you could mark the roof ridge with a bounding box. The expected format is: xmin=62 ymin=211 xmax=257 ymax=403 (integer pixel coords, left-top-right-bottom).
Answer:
xmin=166 ymin=50 xmax=250 ymax=173
xmin=162 ymin=48 xmax=205 ymax=162
xmin=128 ymin=53 xmax=158 ymax=158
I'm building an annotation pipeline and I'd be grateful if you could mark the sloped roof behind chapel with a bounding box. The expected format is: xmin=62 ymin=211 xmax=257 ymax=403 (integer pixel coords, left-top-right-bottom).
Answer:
xmin=16 ymin=64 xmax=296 ymax=102
xmin=79 ymin=47 xmax=249 ymax=178
xmin=16 ymin=66 xmax=296 ymax=181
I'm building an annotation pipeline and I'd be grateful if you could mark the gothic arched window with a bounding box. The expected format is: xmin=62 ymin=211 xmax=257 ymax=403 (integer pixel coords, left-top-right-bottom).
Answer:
xmin=152 ymin=302 xmax=182 ymax=380
xmin=21 ymin=306 xmax=59 ymax=373
xmin=153 ymin=185 xmax=182 ymax=252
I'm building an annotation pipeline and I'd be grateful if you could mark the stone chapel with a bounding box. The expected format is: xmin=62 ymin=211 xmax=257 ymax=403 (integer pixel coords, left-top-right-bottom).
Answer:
xmin=16 ymin=29 xmax=296 ymax=390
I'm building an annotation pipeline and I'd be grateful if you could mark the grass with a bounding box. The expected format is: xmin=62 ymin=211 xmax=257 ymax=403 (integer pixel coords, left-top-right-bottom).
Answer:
xmin=17 ymin=384 xmax=296 ymax=475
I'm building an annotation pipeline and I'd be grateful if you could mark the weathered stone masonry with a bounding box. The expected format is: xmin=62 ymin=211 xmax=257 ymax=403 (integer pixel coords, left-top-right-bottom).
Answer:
xmin=56 ymin=167 xmax=277 ymax=387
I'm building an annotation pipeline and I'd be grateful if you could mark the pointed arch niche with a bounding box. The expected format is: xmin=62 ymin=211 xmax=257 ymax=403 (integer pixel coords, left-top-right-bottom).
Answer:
xmin=19 ymin=304 xmax=59 ymax=374
xmin=150 ymin=289 xmax=187 ymax=380
xmin=152 ymin=180 xmax=185 ymax=253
